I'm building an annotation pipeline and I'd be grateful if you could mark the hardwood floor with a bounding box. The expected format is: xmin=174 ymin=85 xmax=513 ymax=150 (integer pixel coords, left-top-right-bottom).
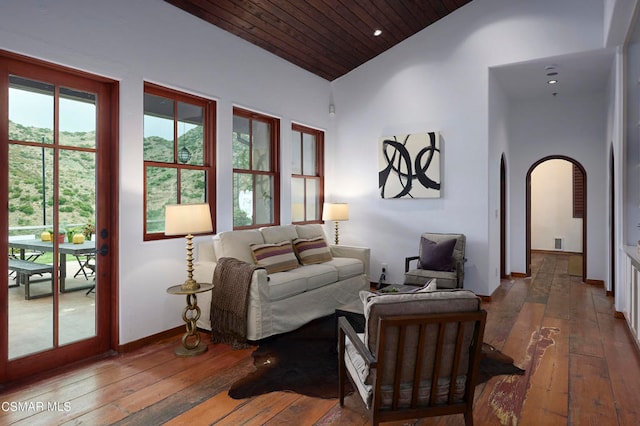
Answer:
xmin=1 ymin=252 xmax=639 ymax=425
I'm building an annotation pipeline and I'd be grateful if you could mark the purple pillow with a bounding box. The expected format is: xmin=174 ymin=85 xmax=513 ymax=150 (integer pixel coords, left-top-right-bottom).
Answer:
xmin=418 ymin=237 xmax=456 ymax=271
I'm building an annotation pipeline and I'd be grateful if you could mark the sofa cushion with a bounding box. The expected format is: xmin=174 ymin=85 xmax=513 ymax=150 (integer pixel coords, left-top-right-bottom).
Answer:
xmin=324 ymin=256 xmax=364 ymax=280
xmin=418 ymin=236 xmax=456 ymax=271
xmin=293 ymin=263 xmax=338 ymax=291
xmin=293 ymin=236 xmax=333 ymax=265
xmin=260 ymin=225 xmax=299 ymax=244
xmin=295 ymin=224 xmax=326 ymax=239
xmin=267 ymin=270 xmax=308 ymax=301
xmin=216 ymin=229 xmax=264 ymax=264
xmin=250 ymin=241 xmax=299 ymax=274
xmin=404 ymin=269 xmax=457 ymax=288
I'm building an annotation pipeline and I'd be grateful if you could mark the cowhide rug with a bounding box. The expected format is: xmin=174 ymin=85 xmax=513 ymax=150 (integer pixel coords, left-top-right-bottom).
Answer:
xmin=228 ymin=314 xmax=525 ymax=400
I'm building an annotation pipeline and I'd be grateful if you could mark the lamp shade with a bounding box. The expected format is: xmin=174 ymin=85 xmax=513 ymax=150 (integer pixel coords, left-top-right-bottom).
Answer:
xmin=322 ymin=203 xmax=349 ymax=221
xmin=165 ymin=203 xmax=213 ymax=236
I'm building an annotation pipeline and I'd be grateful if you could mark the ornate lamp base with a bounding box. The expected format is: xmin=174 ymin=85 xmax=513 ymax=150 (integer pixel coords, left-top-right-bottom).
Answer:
xmin=174 ymin=341 xmax=208 ymax=357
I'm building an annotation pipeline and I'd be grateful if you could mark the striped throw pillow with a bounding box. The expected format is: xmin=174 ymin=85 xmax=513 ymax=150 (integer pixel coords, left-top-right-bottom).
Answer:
xmin=293 ymin=236 xmax=333 ymax=265
xmin=250 ymin=241 xmax=299 ymax=274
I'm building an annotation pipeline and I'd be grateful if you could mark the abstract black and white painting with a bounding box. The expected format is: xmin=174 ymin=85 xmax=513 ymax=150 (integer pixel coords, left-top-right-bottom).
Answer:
xmin=378 ymin=132 xmax=441 ymax=199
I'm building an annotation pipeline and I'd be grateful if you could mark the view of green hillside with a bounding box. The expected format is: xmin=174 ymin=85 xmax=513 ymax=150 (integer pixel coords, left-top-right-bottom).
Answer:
xmin=8 ymin=121 xmax=96 ymax=236
xmin=144 ymin=126 xmax=207 ymax=232
xmin=9 ymin=120 xmax=219 ymax=235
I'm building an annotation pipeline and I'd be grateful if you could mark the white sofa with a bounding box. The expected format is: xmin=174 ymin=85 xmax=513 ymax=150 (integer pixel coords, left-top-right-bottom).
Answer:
xmin=193 ymin=224 xmax=370 ymax=341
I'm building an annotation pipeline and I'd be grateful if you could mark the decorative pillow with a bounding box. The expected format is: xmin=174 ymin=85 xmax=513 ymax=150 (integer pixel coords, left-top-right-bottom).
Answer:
xmin=250 ymin=241 xmax=299 ymax=274
xmin=418 ymin=237 xmax=456 ymax=271
xmin=292 ymin=236 xmax=333 ymax=265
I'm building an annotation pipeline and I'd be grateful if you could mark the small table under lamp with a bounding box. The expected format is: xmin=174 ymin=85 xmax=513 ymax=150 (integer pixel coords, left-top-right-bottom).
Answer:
xmin=165 ymin=203 xmax=213 ymax=357
xmin=322 ymin=202 xmax=349 ymax=245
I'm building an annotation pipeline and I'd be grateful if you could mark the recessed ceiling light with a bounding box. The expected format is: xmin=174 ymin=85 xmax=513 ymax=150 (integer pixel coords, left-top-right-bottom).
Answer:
xmin=373 ymin=29 xmax=382 ymax=37
xmin=547 ymin=79 xmax=558 ymax=85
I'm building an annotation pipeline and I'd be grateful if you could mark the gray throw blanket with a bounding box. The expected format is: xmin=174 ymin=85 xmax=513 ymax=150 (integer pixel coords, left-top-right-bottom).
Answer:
xmin=210 ymin=257 xmax=263 ymax=349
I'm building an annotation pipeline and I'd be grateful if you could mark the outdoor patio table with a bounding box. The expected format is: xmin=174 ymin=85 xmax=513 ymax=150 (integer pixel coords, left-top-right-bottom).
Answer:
xmin=8 ymin=238 xmax=96 ymax=292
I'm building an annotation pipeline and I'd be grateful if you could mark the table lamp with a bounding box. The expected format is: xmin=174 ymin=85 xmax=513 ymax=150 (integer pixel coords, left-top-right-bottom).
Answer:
xmin=165 ymin=203 xmax=213 ymax=291
xmin=322 ymin=202 xmax=349 ymax=245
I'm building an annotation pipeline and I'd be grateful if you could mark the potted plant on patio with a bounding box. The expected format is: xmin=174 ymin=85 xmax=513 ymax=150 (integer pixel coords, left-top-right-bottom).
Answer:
xmin=83 ymin=221 xmax=95 ymax=241
xmin=45 ymin=229 xmax=66 ymax=243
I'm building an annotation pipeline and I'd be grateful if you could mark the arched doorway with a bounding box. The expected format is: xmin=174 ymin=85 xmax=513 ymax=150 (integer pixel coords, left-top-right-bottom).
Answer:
xmin=525 ymin=156 xmax=587 ymax=281
xmin=609 ymin=144 xmax=615 ymax=296
xmin=500 ymin=154 xmax=508 ymax=278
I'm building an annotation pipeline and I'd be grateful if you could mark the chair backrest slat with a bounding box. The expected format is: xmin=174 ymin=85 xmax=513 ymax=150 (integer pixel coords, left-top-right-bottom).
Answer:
xmin=448 ymin=321 xmax=465 ymax=403
xmin=429 ymin=322 xmax=446 ymax=406
xmin=411 ymin=323 xmax=427 ymax=408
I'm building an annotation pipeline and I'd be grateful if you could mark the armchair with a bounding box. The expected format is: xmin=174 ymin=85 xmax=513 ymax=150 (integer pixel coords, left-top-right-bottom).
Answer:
xmin=338 ymin=289 xmax=486 ymax=425
xmin=404 ymin=232 xmax=466 ymax=289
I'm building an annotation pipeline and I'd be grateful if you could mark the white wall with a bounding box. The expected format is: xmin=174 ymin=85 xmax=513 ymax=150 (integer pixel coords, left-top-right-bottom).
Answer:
xmin=0 ymin=0 xmax=627 ymax=344
xmin=331 ymin=0 xmax=605 ymax=295
xmin=626 ymin=38 xmax=640 ymax=246
xmin=530 ymin=160 xmax=583 ymax=252
xmin=0 ymin=0 xmax=331 ymax=344
xmin=508 ymin=92 xmax=607 ymax=279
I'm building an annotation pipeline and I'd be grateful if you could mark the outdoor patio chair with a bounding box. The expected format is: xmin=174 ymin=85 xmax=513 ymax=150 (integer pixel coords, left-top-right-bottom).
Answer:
xmin=74 ymin=254 xmax=95 ymax=280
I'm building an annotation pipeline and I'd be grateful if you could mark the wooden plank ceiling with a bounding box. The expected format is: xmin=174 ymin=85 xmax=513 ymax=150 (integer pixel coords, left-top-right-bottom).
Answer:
xmin=163 ymin=0 xmax=473 ymax=81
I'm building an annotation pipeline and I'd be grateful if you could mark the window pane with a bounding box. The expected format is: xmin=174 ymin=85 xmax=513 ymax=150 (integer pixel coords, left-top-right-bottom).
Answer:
xmin=255 ymin=174 xmax=273 ymax=225
xmin=59 ymin=150 xmax=96 ymax=228
xmin=180 ymin=169 xmax=206 ymax=203
xmin=8 ymin=75 xmax=54 ymax=144
xmin=8 ymin=144 xmax=54 ymax=358
xmin=233 ymin=172 xmax=253 ymax=227
xmin=302 ymin=133 xmax=316 ymax=175
xmin=144 ymin=93 xmax=174 ymax=163
xmin=58 ymin=148 xmax=97 ymax=345
xmin=305 ymin=178 xmax=319 ymax=221
xmin=292 ymin=130 xmax=302 ymax=175
xmin=146 ymin=166 xmax=178 ymax=232
xmin=59 ymin=87 xmax=97 ymax=148
xmin=8 ymin=144 xmax=54 ymax=229
xmin=233 ymin=115 xmax=250 ymax=169
xmin=291 ymin=177 xmax=305 ymax=222
xmin=177 ymin=101 xmax=204 ymax=166
xmin=252 ymin=121 xmax=271 ymax=172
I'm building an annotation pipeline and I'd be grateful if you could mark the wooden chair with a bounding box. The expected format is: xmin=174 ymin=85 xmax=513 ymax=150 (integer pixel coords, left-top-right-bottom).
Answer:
xmin=338 ymin=289 xmax=486 ymax=426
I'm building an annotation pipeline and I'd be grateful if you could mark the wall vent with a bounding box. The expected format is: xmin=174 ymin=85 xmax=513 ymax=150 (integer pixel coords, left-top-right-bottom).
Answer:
xmin=554 ymin=238 xmax=563 ymax=250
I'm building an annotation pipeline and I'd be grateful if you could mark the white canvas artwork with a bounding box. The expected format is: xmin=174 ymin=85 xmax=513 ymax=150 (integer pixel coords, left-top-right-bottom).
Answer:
xmin=378 ymin=132 xmax=441 ymax=199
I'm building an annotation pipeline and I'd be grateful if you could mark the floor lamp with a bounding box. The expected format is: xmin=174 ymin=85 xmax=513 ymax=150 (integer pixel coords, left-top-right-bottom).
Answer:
xmin=322 ymin=202 xmax=349 ymax=245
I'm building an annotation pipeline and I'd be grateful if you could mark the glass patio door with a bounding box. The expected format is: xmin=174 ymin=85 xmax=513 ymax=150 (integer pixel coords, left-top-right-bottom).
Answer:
xmin=1 ymin=53 xmax=116 ymax=382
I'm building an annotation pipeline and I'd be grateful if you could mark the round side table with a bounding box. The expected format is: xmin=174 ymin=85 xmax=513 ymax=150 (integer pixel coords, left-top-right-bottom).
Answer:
xmin=166 ymin=283 xmax=214 ymax=357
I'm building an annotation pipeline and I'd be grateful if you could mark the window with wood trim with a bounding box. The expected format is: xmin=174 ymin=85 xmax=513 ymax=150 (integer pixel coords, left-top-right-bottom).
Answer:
xmin=143 ymin=82 xmax=215 ymax=240
xmin=232 ymin=107 xmax=280 ymax=229
xmin=572 ymin=164 xmax=584 ymax=219
xmin=291 ymin=124 xmax=324 ymax=223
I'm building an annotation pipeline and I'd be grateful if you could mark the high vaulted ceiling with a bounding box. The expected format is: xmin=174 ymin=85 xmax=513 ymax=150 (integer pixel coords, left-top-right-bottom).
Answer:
xmin=163 ymin=0 xmax=473 ymax=81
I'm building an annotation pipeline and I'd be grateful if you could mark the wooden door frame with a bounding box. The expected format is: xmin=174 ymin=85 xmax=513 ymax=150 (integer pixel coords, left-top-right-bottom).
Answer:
xmin=0 ymin=50 xmax=119 ymax=383
xmin=525 ymin=156 xmax=587 ymax=280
